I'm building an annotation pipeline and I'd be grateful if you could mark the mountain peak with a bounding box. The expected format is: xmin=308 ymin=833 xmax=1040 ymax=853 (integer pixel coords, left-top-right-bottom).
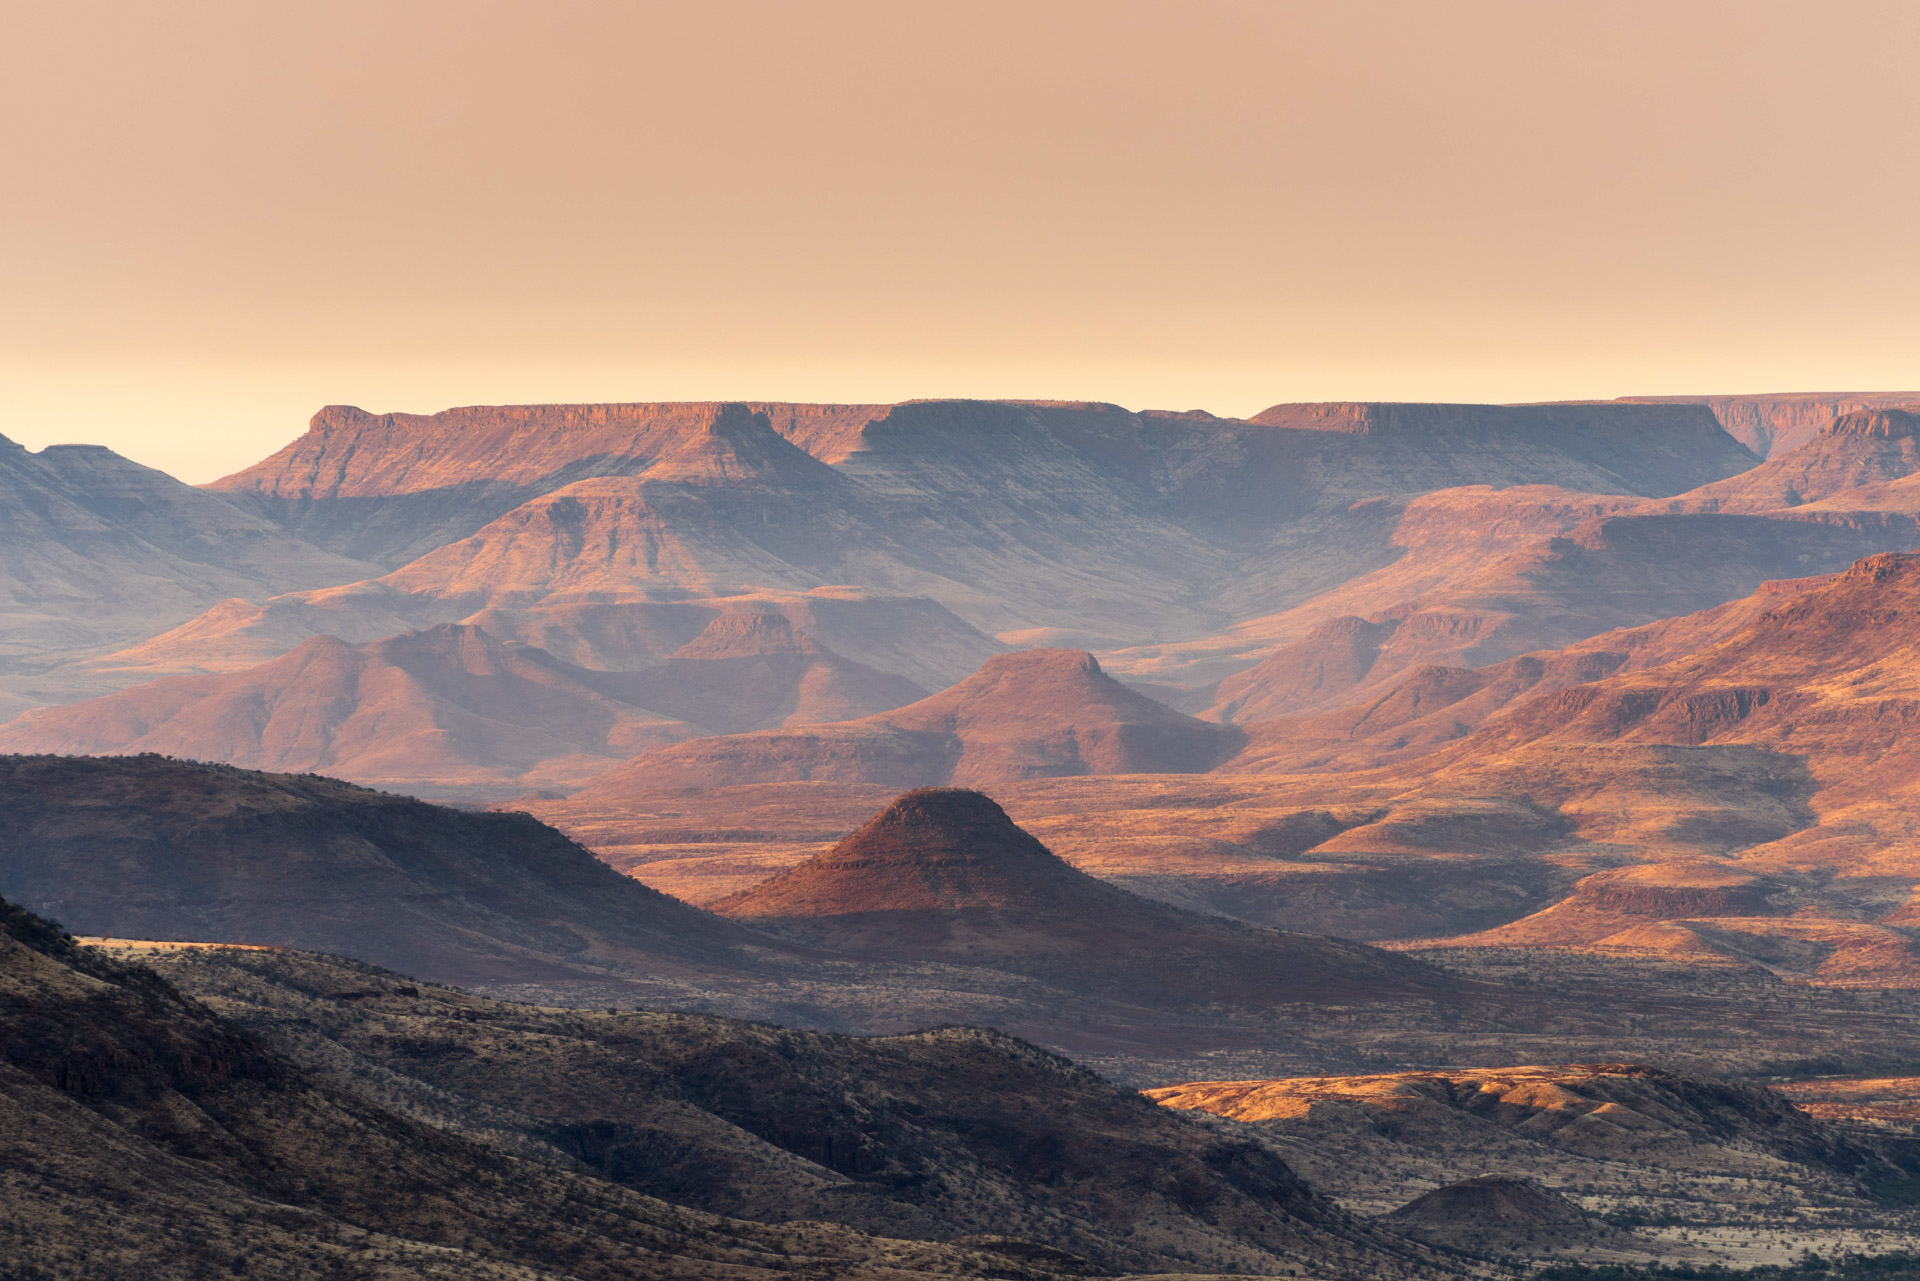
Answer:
xmin=711 ymin=787 xmax=1112 ymax=917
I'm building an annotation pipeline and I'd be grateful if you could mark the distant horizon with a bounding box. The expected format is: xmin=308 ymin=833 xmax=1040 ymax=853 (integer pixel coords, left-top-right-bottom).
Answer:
xmin=8 ymin=1 xmax=1920 ymax=482
xmin=10 ymin=380 xmax=1920 ymax=485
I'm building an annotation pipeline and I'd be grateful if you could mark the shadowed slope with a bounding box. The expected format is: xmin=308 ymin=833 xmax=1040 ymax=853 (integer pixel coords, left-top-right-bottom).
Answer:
xmin=584 ymin=648 xmax=1241 ymax=794
xmin=0 ymin=754 xmax=766 ymax=989
xmin=1148 ymin=1061 xmax=1913 ymax=1262
xmin=0 ymin=892 xmax=1157 ymax=1281
xmin=139 ymin=943 xmax=1448 ymax=1278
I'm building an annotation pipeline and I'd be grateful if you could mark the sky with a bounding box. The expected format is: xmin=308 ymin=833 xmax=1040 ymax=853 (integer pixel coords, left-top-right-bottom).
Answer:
xmin=4 ymin=1 xmax=1919 ymax=483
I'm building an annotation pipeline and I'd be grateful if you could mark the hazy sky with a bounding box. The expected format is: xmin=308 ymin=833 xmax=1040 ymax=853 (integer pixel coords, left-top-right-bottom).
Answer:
xmin=5 ymin=1 xmax=1920 ymax=482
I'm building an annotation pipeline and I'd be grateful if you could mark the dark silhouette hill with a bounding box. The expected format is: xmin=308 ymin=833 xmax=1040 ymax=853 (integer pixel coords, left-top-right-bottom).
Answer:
xmin=583 ymin=649 xmax=1242 ymax=793
xmin=0 ymin=756 xmax=1536 ymax=1074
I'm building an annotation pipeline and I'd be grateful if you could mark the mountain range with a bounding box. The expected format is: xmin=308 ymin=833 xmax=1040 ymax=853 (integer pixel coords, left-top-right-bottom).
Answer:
xmin=18 ymin=388 xmax=1920 ymax=1274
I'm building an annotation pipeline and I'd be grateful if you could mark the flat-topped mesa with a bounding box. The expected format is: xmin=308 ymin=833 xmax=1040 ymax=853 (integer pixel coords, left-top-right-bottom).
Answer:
xmin=1246 ymin=400 xmax=1734 ymax=440
xmin=713 ymin=788 xmax=1108 ymax=918
xmin=212 ymin=401 xmax=893 ymax=499
xmin=1821 ymin=406 xmax=1920 ymax=441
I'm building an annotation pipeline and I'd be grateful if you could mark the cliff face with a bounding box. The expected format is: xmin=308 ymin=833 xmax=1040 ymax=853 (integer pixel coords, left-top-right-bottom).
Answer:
xmin=1618 ymin=392 xmax=1920 ymax=456
xmin=1662 ymin=406 xmax=1920 ymax=512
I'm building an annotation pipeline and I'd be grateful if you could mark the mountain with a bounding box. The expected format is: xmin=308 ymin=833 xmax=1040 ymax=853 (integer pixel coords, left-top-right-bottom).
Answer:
xmin=0 ymin=432 xmax=379 ymax=680
xmin=0 ymin=893 xmax=1066 ymax=1281
xmin=1238 ymin=400 xmax=1755 ymax=496
xmin=134 ymin=942 xmax=1443 ymax=1277
xmin=1195 ymin=548 xmax=1920 ymax=976
xmin=549 ymin=547 xmax=1920 ymax=978
xmin=81 ymin=585 xmax=1002 ymax=703
xmin=206 ymin=400 xmax=894 ymax=565
xmin=0 ymin=611 xmax=936 ymax=798
xmin=1617 ymin=391 xmax=1920 ymax=457
xmin=710 ymin=788 xmax=1442 ymax=1008
xmin=1115 ymin=406 xmax=1920 ymax=714
xmin=580 ymin=649 xmax=1242 ymax=793
xmin=1200 ymin=505 xmax=1920 ymax=722
xmin=204 ymin=398 xmax=1759 ymax=648
xmin=0 ymin=755 xmax=1543 ymax=1078
xmin=1666 ymin=406 xmax=1920 ymax=512
xmin=0 ymin=754 xmax=766 ymax=990
xmin=595 ymin=607 xmax=928 ymax=732
xmin=0 ymin=624 xmax=697 ymax=797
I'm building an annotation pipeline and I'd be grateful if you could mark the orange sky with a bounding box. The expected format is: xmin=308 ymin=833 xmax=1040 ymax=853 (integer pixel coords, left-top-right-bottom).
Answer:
xmin=4 ymin=0 xmax=1919 ymax=482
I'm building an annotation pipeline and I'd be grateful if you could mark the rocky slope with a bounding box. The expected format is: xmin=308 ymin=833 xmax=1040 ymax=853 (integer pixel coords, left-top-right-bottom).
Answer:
xmin=0 ymin=892 xmax=1061 ymax=1281
xmin=1667 ymin=407 xmax=1920 ymax=513
xmin=581 ymin=649 xmax=1241 ymax=793
xmin=131 ymin=941 xmax=1444 ymax=1278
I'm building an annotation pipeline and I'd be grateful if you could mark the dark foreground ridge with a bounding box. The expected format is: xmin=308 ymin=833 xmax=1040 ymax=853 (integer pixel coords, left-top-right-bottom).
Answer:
xmin=0 ymin=888 xmax=1453 ymax=1279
